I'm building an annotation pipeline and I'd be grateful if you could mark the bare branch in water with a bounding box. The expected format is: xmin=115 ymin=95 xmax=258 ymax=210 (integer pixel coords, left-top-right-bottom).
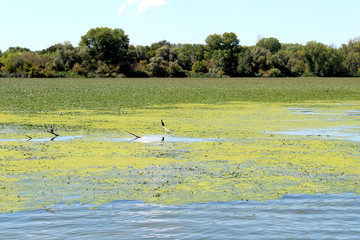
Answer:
xmin=25 ymin=135 xmax=33 ymax=141
xmin=126 ymin=131 xmax=141 ymax=139
xmin=42 ymin=205 xmax=55 ymax=214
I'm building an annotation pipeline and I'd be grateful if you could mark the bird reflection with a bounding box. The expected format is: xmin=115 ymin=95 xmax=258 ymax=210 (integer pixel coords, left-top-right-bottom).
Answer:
xmin=50 ymin=136 xmax=58 ymax=141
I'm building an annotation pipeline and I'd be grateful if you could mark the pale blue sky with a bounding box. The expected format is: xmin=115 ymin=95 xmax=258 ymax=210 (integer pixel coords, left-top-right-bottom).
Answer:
xmin=1 ymin=0 xmax=359 ymax=51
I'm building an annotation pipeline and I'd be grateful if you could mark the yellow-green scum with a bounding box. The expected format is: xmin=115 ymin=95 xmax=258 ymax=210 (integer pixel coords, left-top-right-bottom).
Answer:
xmin=1 ymin=101 xmax=360 ymax=213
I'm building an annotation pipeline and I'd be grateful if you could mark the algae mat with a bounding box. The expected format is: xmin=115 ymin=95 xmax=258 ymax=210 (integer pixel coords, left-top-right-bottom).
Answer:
xmin=1 ymin=102 xmax=360 ymax=213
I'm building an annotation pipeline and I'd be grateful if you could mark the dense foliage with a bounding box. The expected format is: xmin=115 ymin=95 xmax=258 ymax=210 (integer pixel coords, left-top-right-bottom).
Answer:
xmin=1 ymin=27 xmax=360 ymax=78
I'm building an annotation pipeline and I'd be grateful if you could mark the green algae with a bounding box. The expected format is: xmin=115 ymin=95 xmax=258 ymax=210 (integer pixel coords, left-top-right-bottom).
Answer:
xmin=1 ymin=101 xmax=360 ymax=213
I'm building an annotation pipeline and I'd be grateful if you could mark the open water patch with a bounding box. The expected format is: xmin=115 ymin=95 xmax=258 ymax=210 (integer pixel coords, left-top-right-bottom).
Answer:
xmin=0 ymin=135 xmax=83 ymax=142
xmin=347 ymin=110 xmax=360 ymax=116
xmin=105 ymin=135 xmax=217 ymax=143
xmin=286 ymin=108 xmax=315 ymax=114
xmin=0 ymin=134 xmax=219 ymax=144
xmin=286 ymin=108 xmax=344 ymax=116
xmin=271 ymin=126 xmax=360 ymax=142
xmin=287 ymin=107 xmax=360 ymax=117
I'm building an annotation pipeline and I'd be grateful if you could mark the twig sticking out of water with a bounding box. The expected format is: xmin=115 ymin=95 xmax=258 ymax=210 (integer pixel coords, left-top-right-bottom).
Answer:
xmin=126 ymin=131 xmax=141 ymax=139
xmin=161 ymin=120 xmax=171 ymax=134
xmin=47 ymin=125 xmax=59 ymax=137
xmin=42 ymin=205 xmax=55 ymax=214
xmin=25 ymin=135 xmax=33 ymax=141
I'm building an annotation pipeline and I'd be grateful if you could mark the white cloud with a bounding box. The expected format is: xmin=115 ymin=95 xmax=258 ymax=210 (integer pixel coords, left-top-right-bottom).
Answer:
xmin=118 ymin=0 xmax=167 ymax=15
xmin=117 ymin=3 xmax=128 ymax=15
xmin=127 ymin=0 xmax=139 ymax=4
xmin=136 ymin=0 xmax=167 ymax=15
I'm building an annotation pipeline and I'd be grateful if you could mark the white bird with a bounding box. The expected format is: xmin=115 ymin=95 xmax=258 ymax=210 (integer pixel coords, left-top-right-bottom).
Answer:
xmin=161 ymin=120 xmax=171 ymax=133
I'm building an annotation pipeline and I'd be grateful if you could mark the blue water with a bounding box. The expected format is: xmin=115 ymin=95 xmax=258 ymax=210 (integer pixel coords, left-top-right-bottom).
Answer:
xmin=0 ymin=135 xmax=215 ymax=143
xmin=111 ymin=135 xmax=215 ymax=143
xmin=1 ymin=194 xmax=359 ymax=240
xmin=0 ymin=136 xmax=83 ymax=142
xmin=273 ymin=126 xmax=360 ymax=142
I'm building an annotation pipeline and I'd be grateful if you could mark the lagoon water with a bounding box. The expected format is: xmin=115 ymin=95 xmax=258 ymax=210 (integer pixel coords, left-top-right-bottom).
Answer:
xmin=1 ymin=194 xmax=359 ymax=240
xmin=2 ymin=103 xmax=360 ymax=239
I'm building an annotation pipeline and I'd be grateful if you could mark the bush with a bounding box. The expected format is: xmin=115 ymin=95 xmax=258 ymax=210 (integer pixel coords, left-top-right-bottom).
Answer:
xmin=264 ymin=68 xmax=284 ymax=78
xmin=192 ymin=60 xmax=208 ymax=73
xmin=187 ymin=72 xmax=229 ymax=78
xmin=355 ymin=69 xmax=360 ymax=77
xmin=301 ymin=72 xmax=318 ymax=77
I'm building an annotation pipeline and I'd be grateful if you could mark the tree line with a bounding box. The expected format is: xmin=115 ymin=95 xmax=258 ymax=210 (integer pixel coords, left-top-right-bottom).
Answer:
xmin=1 ymin=27 xmax=360 ymax=78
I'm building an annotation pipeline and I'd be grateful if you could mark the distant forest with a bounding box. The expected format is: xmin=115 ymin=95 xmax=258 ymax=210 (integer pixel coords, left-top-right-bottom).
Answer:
xmin=1 ymin=27 xmax=360 ymax=78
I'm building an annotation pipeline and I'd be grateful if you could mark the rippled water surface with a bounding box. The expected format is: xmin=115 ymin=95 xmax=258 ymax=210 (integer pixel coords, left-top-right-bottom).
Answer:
xmin=1 ymin=194 xmax=359 ymax=240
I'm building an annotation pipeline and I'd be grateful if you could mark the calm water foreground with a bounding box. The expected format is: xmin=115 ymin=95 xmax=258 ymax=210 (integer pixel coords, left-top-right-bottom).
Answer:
xmin=1 ymin=194 xmax=359 ymax=240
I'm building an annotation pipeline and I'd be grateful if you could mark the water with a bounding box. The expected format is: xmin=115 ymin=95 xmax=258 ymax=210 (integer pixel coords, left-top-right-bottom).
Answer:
xmin=0 ymin=135 xmax=214 ymax=143
xmin=1 ymin=194 xmax=359 ymax=240
xmin=0 ymin=136 xmax=83 ymax=142
xmin=111 ymin=135 xmax=215 ymax=143
xmin=273 ymin=126 xmax=360 ymax=142
xmin=275 ymin=107 xmax=360 ymax=142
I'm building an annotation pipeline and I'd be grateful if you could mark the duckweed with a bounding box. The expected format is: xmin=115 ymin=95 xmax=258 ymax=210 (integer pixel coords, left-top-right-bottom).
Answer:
xmin=1 ymin=101 xmax=360 ymax=213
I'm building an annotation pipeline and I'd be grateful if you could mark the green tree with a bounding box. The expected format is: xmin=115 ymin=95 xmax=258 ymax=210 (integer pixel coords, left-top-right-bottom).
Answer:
xmin=192 ymin=60 xmax=208 ymax=73
xmin=238 ymin=47 xmax=271 ymax=76
xmin=256 ymin=37 xmax=281 ymax=54
xmin=128 ymin=45 xmax=149 ymax=63
xmin=205 ymin=34 xmax=223 ymax=55
xmin=4 ymin=46 xmax=30 ymax=56
xmin=177 ymin=44 xmax=205 ymax=71
xmin=147 ymin=45 xmax=185 ymax=77
xmin=304 ymin=41 xmax=328 ymax=76
xmin=205 ymin=32 xmax=240 ymax=57
xmin=211 ymin=50 xmax=230 ymax=73
xmin=267 ymin=52 xmax=291 ymax=76
xmin=169 ymin=61 xmax=186 ymax=77
xmin=155 ymin=45 xmax=175 ymax=62
xmin=344 ymin=52 xmax=360 ymax=76
xmin=205 ymin=32 xmax=241 ymax=75
xmin=303 ymin=41 xmax=345 ymax=76
xmin=148 ymin=56 xmax=168 ymax=77
xmin=146 ymin=40 xmax=172 ymax=59
xmin=281 ymin=43 xmax=303 ymax=52
xmin=79 ymin=27 xmax=129 ymax=65
xmin=222 ymin=32 xmax=240 ymax=50
xmin=51 ymin=42 xmax=77 ymax=71
xmin=286 ymin=50 xmax=306 ymax=76
xmin=339 ymin=37 xmax=360 ymax=76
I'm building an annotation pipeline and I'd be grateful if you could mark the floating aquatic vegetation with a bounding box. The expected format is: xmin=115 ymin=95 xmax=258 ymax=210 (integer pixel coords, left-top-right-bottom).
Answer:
xmin=1 ymin=101 xmax=360 ymax=213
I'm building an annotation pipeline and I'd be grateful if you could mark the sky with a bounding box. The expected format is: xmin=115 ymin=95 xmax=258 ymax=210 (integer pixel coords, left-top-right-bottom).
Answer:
xmin=1 ymin=0 xmax=359 ymax=51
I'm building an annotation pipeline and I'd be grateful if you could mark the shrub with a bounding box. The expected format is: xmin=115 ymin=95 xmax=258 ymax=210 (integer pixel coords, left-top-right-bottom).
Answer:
xmin=301 ymin=72 xmax=318 ymax=77
xmin=264 ymin=68 xmax=284 ymax=78
xmin=192 ymin=60 xmax=208 ymax=73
